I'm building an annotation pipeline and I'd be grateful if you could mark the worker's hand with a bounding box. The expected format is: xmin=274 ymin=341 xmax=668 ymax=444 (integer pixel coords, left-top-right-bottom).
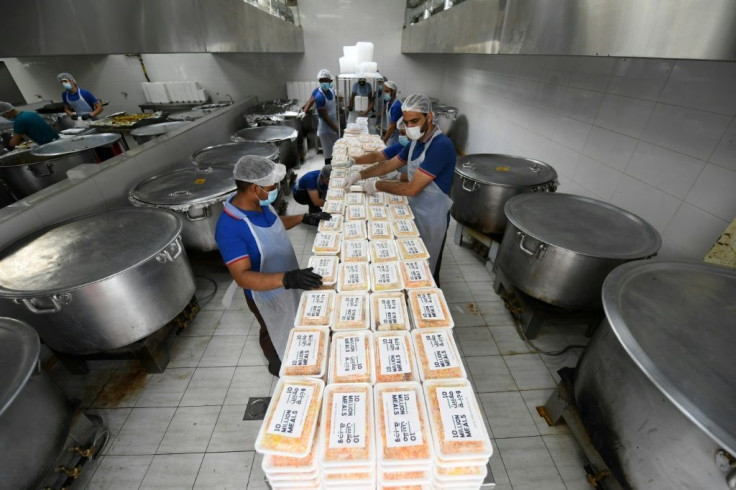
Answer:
xmin=283 ymin=267 xmax=323 ymax=290
xmin=297 ymin=110 xmax=305 ymax=120
xmin=302 ymin=212 xmax=332 ymax=226
xmin=81 ymin=114 xmax=90 ymax=121
xmin=70 ymin=114 xmax=79 ymax=121
xmin=361 ymin=180 xmax=378 ymax=195
xmin=346 ymin=157 xmax=356 ymax=168
xmin=344 ymin=171 xmax=361 ymax=190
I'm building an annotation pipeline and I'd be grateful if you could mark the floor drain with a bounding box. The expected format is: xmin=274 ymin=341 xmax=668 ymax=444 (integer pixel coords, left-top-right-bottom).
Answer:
xmin=243 ymin=397 xmax=271 ymax=420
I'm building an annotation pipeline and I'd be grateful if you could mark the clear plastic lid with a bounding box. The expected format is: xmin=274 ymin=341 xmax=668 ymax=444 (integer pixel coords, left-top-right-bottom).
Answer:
xmin=370 ymin=240 xmax=399 ymax=264
xmin=369 ymin=220 xmax=395 ymax=241
xmin=396 ymin=237 xmax=430 ymax=262
xmin=370 ymin=291 xmax=410 ymax=332
xmin=433 ymin=462 xmax=488 ymax=482
xmin=370 ymin=261 xmax=405 ymax=293
xmin=326 ymin=188 xmax=345 ymax=201
xmin=367 ymin=204 xmax=390 ymax=221
xmin=280 ymin=327 xmax=330 ymax=378
xmin=373 ymin=331 xmax=418 ymax=383
xmin=337 ymin=262 xmax=370 ymax=293
xmin=346 ymin=204 xmax=367 ymax=221
xmin=320 ymin=383 xmax=375 ymax=468
xmin=341 ymin=239 xmax=370 ymax=263
xmin=332 ymin=169 xmax=348 ymax=179
xmin=262 ymin=426 xmax=320 ymax=474
xmin=312 ymin=232 xmax=341 ymax=255
xmin=412 ymin=329 xmax=465 ymax=381
xmin=367 ymin=193 xmax=387 ymax=205
xmin=318 ymin=214 xmax=344 ymax=234
xmin=423 ymin=378 xmax=493 ymax=461
xmin=387 ymin=195 xmax=409 ymax=205
xmin=388 ymin=204 xmax=415 ymax=221
xmin=346 ymin=192 xmax=366 ymax=205
xmin=255 ymin=377 xmax=325 ymax=457
xmin=374 ymin=381 xmax=434 ymax=466
xmin=407 ymin=288 xmax=453 ymax=329
xmin=399 ymin=260 xmax=436 ymax=290
xmin=323 ymin=200 xmax=345 ymax=215
xmin=343 ymin=220 xmax=368 ymax=241
xmin=333 ymin=293 xmax=371 ymax=332
xmin=294 ymin=290 xmax=336 ymax=328
xmin=328 ymin=177 xmax=346 ymax=189
xmin=329 ymin=330 xmax=374 ymax=384
xmin=307 ymin=255 xmax=339 ymax=286
xmin=392 ymin=219 xmax=420 ymax=239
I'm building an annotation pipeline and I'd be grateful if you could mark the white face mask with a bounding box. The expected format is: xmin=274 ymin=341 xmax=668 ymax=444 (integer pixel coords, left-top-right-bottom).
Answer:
xmin=405 ymin=125 xmax=424 ymax=141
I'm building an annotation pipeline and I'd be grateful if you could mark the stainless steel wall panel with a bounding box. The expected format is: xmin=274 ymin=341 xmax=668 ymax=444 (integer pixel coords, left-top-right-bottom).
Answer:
xmin=140 ymin=0 xmax=207 ymax=54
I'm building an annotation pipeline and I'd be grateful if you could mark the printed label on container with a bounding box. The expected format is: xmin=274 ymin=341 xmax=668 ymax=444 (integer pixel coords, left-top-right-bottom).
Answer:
xmin=346 ymin=193 xmax=363 ymax=204
xmin=342 ymin=264 xmax=365 ymax=286
xmin=329 ymin=391 xmax=367 ymax=448
xmin=348 ymin=206 xmax=366 ymax=220
xmin=344 ymin=240 xmax=365 ymax=258
xmin=436 ymin=386 xmax=483 ymax=442
xmin=420 ymin=332 xmax=458 ymax=371
xmin=393 ymin=205 xmax=411 ymax=218
xmin=404 ymin=261 xmax=429 ymax=283
xmin=304 ymin=292 xmax=329 ymax=319
xmin=382 ymin=391 xmax=423 ymax=448
xmin=378 ymin=336 xmax=411 ymax=374
xmin=375 ymin=264 xmax=398 ymax=287
xmin=371 ymin=222 xmax=389 ymax=237
xmin=369 ymin=206 xmax=387 ymax=219
xmin=310 ymin=257 xmax=335 ymax=278
xmin=344 ymin=222 xmax=363 ymax=239
xmin=388 ymin=195 xmax=405 ymax=204
xmin=378 ymin=296 xmax=404 ymax=326
xmin=374 ymin=242 xmax=395 ymax=260
xmin=396 ymin=220 xmax=414 ymax=234
xmin=339 ymin=295 xmax=364 ymax=324
xmin=315 ymin=233 xmax=337 ymax=249
xmin=321 ymin=217 xmax=342 ymax=231
xmin=324 ymin=201 xmax=343 ymax=213
xmin=415 ymin=292 xmax=445 ymax=321
xmin=402 ymin=240 xmax=423 ymax=257
xmin=267 ymin=384 xmax=315 ymax=438
xmin=330 ymin=178 xmax=346 ymax=188
xmin=285 ymin=331 xmax=320 ymax=367
xmin=337 ymin=334 xmax=368 ymax=376
xmin=368 ymin=194 xmax=384 ymax=205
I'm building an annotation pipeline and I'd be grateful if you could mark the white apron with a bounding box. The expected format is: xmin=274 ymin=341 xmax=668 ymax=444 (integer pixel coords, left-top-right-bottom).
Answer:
xmin=317 ymin=88 xmax=338 ymax=159
xmin=221 ymin=199 xmax=300 ymax=359
xmin=65 ymin=91 xmax=96 ymax=119
xmin=406 ymin=128 xmax=453 ymax=274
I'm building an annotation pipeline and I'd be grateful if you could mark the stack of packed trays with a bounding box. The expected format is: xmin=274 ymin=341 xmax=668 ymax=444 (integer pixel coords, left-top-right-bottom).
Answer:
xmin=261 ymin=429 xmax=321 ymax=489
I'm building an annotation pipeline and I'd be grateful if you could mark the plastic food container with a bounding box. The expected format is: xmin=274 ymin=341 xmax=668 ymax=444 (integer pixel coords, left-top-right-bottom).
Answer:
xmin=369 ymin=220 xmax=394 ymax=241
xmin=312 ymin=232 xmax=341 ymax=255
xmin=323 ymin=200 xmax=345 ymax=215
xmin=333 ymin=292 xmax=371 ymax=331
xmin=412 ymin=329 xmax=465 ymax=381
xmin=280 ymin=327 xmax=329 ymax=378
xmin=423 ymin=379 xmax=493 ymax=462
xmin=407 ymin=288 xmax=453 ymax=329
xmin=320 ymin=383 xmax=375 ymax=468
xmin=343 ymin=220 xmax=368 ymax=241
xmin=370 ymin=240 xmax=399 ymax=263
xmin=318 ymin=214 xmax=344 ymax=233
xmin=326 ymin=188 xmax=345 ymax=201
xmin=262 ymin=426 xmax=320 ymax=475
xmin=332 ymin=169 xmax=347 ymax=179
xmin=399 ymin=260 xmax=436 ymax=289
xmin=373 ymin=331 xmax=418 ymax=383
xmin=389 ymin=204 xmax=415 ymax=221
xmin=255 ymin=377 xmax=325 ymax=457
xmin=368 ymin=193 xmax=387 ymax=205
xmin=374 ymin=381 xmax=433 ymax=465
xmin=346 ymin=204 xmax=367 ymax=221
xmin=370 ymin=291 xmax=410 ymax=332
xmin=329 ymin=177 xmax=346 ymax=190
xmin=387 ymin=195 xmax=409 ymax=205
xmin=341 ymin=238 xmax=370 ymax=263
xmin=392 ymin=219 xmax=420 ymax=239
xmin=329 ymin=330 xmax=374 ymax=383
xmin=346 ymin=192 xmax=366 ymax=205
xmin=337 ymin=262 xmax=370 ymax=292
xmin=307 ymin=255 xmax=339 ymax=287
xmin=370 ymin=261 xmax=404 ymax=292
xmin=433 ymin=463 xmax=488 ymax=481
xmin=396 ymin=237 xmax=430 ymax=262
xmin=295 ymin=290 xmax=336 ymax=328
xmin=380 ymin=467 xmax=431 ymax=486
xmin=367 ymin=204 xmax=389 ymax=221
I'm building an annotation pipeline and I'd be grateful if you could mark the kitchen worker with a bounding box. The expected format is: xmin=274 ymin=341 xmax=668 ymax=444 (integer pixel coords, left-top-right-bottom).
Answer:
xmin=381 ymin=80 xmax=402 ymax=147
xmin=348 ymin=77 xmax=374 ymax=119
xmin=292 ymin=165 xmax=331 ymax=214
xmin=299 ymin=86 xmax=321 ymax=115
xmin=374 ymin=76 xmax=387 ymax=127
xmin=352 ymin=117 xmax=409 ymax=166
xmin=0 ymin=101 xmax=59 ymax=149
xmin=57 ymin=72 xmax=103 ymax=121
xmin=314 ymin=69 xmax=339 ymax=165
xmin=344 ymin=94 xmax=456 ymax=285
xmin=215 ymin=156 xmax=331 ymax=376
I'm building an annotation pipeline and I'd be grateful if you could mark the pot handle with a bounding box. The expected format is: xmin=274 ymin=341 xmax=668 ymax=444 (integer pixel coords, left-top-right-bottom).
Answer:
xmin=14 ymin=293 xmax=71 ymax=314
xmin=517 ymin=231 xmax=546 ymax=257
xmin=461 ymin=177 xmax=479 ymax=193
xmin=156 ymin=237 xmax=183 ymax=263
xmin=185 ymin=206 xmax=210 ymax=221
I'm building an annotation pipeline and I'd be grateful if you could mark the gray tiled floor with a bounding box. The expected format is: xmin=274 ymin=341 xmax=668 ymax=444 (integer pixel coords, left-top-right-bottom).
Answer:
xmin=55 ymin=150 xmax=590 ymax=489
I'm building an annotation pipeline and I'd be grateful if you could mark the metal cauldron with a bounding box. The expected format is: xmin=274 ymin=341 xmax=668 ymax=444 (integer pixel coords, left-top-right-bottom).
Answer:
xmin=190 ymin=141 xmax=279 ymax=168
xmin=130 ymin=121 xmax=190 ymax=144
xmin=0 ymin=147 xmax=90 ymax=199
xmin=231 ymin=125 xmax=299 ymax=170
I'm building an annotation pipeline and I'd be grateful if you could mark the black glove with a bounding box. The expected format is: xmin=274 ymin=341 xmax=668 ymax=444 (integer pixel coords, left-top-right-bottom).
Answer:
xmin=302 ymin=212 xmax=332 ymax=226
xmin=70 ymin=114 xmax=79 ymax=121
xmin=81 ymin=114 xmax=90 ymax=120
xmin=283 ymin=267 xmax=323 ymax=290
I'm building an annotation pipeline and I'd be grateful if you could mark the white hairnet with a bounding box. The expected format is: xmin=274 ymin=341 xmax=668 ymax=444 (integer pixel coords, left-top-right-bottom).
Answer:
xmin=383 ymin=80 xmax=398 ymax=93
xmin=233 ymin=155 xmax=287 ymax=186
xmin=317 ymin=69 xmax=332 ymax=80
xmin=401 ymin=93 xmax=432 ymax=114
xmin=56 ymin=72 xmax=76 ymax=84
xmin=0 ymin=101 xmax=14 ymax=114
xmin=396 ymin=117 xmax=406 ymax=131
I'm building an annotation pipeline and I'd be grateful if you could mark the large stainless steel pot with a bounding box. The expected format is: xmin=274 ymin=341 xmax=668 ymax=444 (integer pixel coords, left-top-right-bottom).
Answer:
xmin=0 ymin=147 xmax=90 ymax=198
xmin=129 ymin=165 xmax=235 ymax=252
xmin=190 ymin=141 xmax=279 ymax=167
xmin=575 ymin=261 xmax=736 ymax=489
xmin=230 ymin=125 xmax=299 ymax=170
xmin=0 ymin=208 xmax=195 ymax=354
xmin=496 ymin=193 xmax=660 ymax=308
xmin=450 ymin=154 xmax=558 ymax=235
xmin=31 ymin=132 xmax=123 ymax=162
xmin=0 ymin=317 xmax=74 ymax=490
xmin=130 ymin=121 xmax=189 ymax=144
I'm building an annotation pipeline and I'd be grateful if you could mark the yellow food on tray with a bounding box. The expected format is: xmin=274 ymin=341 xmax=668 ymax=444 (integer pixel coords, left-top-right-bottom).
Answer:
xmin=320 ymin=383 xmax=374 ymax=465
xmin=280 ymin=327 xmax=329 ymax=378
xmin=370 ymin=291 xmax=409 ymax=332
xmin=373 ymin=331 xmax=417 ymax=383
xmin=407 ymin=287 xmax=453 ymax=329
xmin=374 ymin=381 xmax=431 ymax=463
xmin=91 ymin=112 xmax=159 ymax=127
xmin=396 ymin=237 xmax=430 ymax=261
xmin=262 ymin=424 xmax=319 ymax=471
xmin=329 ymin=330 xmax=373 ymax=383
xmin=399 ymin=259 xmax=436 ymax=289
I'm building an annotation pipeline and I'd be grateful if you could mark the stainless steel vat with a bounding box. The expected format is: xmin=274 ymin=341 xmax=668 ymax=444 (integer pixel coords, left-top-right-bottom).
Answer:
xmin=0 ymin=317 xmax=74 ymax=490
xmin=130 ymin=121 xmax=190 ymax=144
xmin=190 ymin=141 xmax=279 ymax=167
xmin=30 ymin=133 xmax=123 ymax=160
xmin=496 ymin=193 xmax=660 ymax=308
xmin=230 ymin=125 xmax=299 ymax=169
xmin=0 ymin=208 xmax=195 ymax=355
xmin=129 ymin=165 xmax=235 ymax=252
xmin=575 ymin=261 xmax=736 ymax=489
xmin=0 ymin=148 xmax=90 ymax=198
xmin=450 ymin=154 xmax=557 ymax=235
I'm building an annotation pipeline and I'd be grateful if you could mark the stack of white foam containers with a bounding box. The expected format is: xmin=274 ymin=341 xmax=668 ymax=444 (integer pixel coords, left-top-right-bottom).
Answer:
xmin=141 ymin=81 xmax=207 ymax=104
xmin=339 ymin=41 xmax=379 ymax=76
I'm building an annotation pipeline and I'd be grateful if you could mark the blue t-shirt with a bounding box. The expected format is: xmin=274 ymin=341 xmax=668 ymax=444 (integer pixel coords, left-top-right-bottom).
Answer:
xmin=294 ymin=170 xmax=327 ymax=196
xmin=397 ymin=133 xmax=457 ymax=195
xmin=314 ymin=88 xmax=335 ymax=109
xmin=61 ymin=89 xmax=98 ymax=110
xmin=215 ymin=204 xmax=279 ymax=297
xmin=13 ymin=111 xmax=59 ymax=145
xmin=387 ymin=99 xmax=402 ymax=125
xmin=382 ymin=142 xmax=404 ymax=160
xmin=352 ymin=82 xmax=372 ymax=96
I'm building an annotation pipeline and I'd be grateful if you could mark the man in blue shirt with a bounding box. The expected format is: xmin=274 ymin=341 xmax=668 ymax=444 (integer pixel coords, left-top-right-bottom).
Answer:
xmin=292 ymin=165 xmax=331 ymax=214
xmin=0 ymin=101 xmax=59 ymax=149
xmin=314 ymin=69 xmax=339 ymax=165
xmin=349 ymin=77 xmax=374 ymax=116
xmin=57 ymin=72 xmax=103 ymax=121
xmin=381 ymin=81 xmax=402 ymax=147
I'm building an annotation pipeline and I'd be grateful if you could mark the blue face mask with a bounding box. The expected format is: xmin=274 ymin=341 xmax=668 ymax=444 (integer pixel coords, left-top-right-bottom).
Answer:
xmin=258 ymin=186 xmax=279 ymax=206
xmin=320 ymin=82 xmax=332 ymax=91
xmin=62 ymin=82 xmax=73 ymax=90
xmin=383 ymin=93 xmax=392 ymax=102
xmin=399 ymin=135 xmax=410 ymax=146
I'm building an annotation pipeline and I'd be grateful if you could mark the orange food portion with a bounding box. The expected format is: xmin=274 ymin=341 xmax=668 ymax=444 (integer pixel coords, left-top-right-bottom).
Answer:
xmin=373 ymin=332 xmax=417 ymax=383
xmin=259 ymin=378 xmax=323 ymax=456
xmin=413 ymin=330 xmax=464 ymax=380
xmin=322 ymin=384 xmax=373 ymax=464
xmin=426 ymin=381 xmax=489 ymax=457
xmin=281 ymin=328 xmax=327 ymax=377
xmin=375 ymin=383 xmax=431 ymax=462
xmin=399 ymin=260 xmax=434 ymax=289
xmin=407 ymin=288 xmax=452 ymax=329
xmin=330 ymin=331 xmax=372 ymax=384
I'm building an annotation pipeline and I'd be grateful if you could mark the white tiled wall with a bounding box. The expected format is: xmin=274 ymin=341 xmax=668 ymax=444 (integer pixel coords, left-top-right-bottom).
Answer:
xmin=436 ymin=54 xmax=736 ymax=260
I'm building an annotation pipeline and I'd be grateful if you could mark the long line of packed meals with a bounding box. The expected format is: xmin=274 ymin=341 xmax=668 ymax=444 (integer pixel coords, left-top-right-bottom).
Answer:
xmin=254 ymin=133 xmax=493 ymax=490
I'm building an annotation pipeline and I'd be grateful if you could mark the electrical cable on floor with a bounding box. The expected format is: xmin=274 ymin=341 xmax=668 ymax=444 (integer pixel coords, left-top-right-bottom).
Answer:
xmin=195 ymin=275 xmax=218 ymax=308
xmin=514 ymin=322 xmax=587 ymax=357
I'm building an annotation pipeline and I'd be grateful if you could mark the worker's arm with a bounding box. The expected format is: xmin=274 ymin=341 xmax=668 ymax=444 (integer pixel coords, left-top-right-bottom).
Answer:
xmin=349 ymin=92 xmax=356 ymax=111
xmin=358 ymin=156 xmax=405 ymax=179
xmin=365 ymin=93 xmax=374 ymax=114
xmin=382 ymin=122 xmax=396 ymax=143
xmin=8 ymin=133 xmax=24 ymax=149
xmin=354 ymin=149 xmax=391 ymax=165
xmin=302 ymin=96 xmax=315 ymax=113
xmin=280 ymin=214 xmax=306 ymax=230
xmin=399 ymin=172 xmax=408 ymax=182
xmin=63 ymin=105 xmax=74 ymax=117
xmin=307 ymin=189 xmax=325 ymax=207
xmin=375 ymin=169 xmax=434 ymax=197
xmin=317 ymin=107 xmax=339 ymax=134
xmin=89 ymin=101 xmax=103 ymax=118
xmin=225 ymin=256 xmax=285 ymax=291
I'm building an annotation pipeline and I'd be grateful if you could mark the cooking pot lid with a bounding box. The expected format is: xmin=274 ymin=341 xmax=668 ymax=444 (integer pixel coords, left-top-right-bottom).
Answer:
xmin=30 ymin=133 xmax=122 ymax=157
xmin=0 ymin=317 xmax=40 ymax=416
xmin=0 ymin=208 xmax=182 ymax=295
xmin=455 ymin=154 xmax=557 ymax=187
xmin=190 ymin=142 xmax=278 ymax=167
xmin=231 ymin=125 xmax=298 ymax=143
xmin=167 ymin=109 xmax=208 ymax=121
xmin=602 ymin=260 xmax=736 ymax=453
xmin=505 ymin=193 xmax=661 ymax=259
xmin=130 ymin=121 xmax=189 ymax=137
xmin=130 ymin=165 xmax=235 ymax=206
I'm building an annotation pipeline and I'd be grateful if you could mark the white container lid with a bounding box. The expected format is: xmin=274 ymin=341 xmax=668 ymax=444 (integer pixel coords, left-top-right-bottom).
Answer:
xmin=367 ymin=193 xmax=387 ymax=205
xmin=262 ymin=428 xmax=320 ymax=474
xmin=391 ymin=219 xmax=420 ymax=239
xmin=280 ymin=327 xmax=330 ymax=378
xmin=342 ymin=220 xmax=368 ymax=241
xmin=325 ymin=188 xmax=345 ymax=201
xmin=370 ymin=239 xmax=399 ymax=264
xmin=379 ymin=467 xmax=431 ymax=487
xmin=332 ymin=292 xmax=371 ymax=332
xmin=346 ymin=204 xmax=367 ymax=221
xmin=329 ymin=330 xmax=374 ymax=384
xmin=312 ymin=231 xmax=341 ymax=255
xmin=370 ymin=291 xmax=411 ymax=333
xmin=373 ymin=331 xmax=418 ymax=384
xmin=396 ymin=237 xmax=430 ymax=262
xmin=412 ymin=329 xmax=466 ymax=381
xmin=345 ymin=192 xmax=366 ymax=205
xmin=368 ymin=220 xmax=394 ymax=241
xmin=269 ymin=477 xmax=321 ymax=488
xmin=370 ymin=261 xmax=405 ymax=293
xmin=388 ymin=203 xmax=415 ymax=221
xmin=387 ymin=194 xmax=409 ymax=205
xmin=294 ymin=290 xmax=336 ymax=328
xmin=307 ymin=255 xmax=339 ymax=287
xmin=319 ymin=383 xmax=375 ymax=469
xmin=367 ymin=204 xmax=390 ymax=221
xmin=432 ymin=461 xmax=488 ymax=482
xmin=399 ymin=259 xmax=436 ymax=290
xmin=341 ymin=238 xmax=370 ymax=263
xmin=337 ymin=262 xmax=371 ymax=293
xmin=407 ymin=287 xmax=454 ymax=330
xmin=323 ymin=200 xmax=345 ymax=215
xmin=378 ymin=484 xmax=431 ymax=490
xmin=318 ymin=214 xmax=344 ymax=234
